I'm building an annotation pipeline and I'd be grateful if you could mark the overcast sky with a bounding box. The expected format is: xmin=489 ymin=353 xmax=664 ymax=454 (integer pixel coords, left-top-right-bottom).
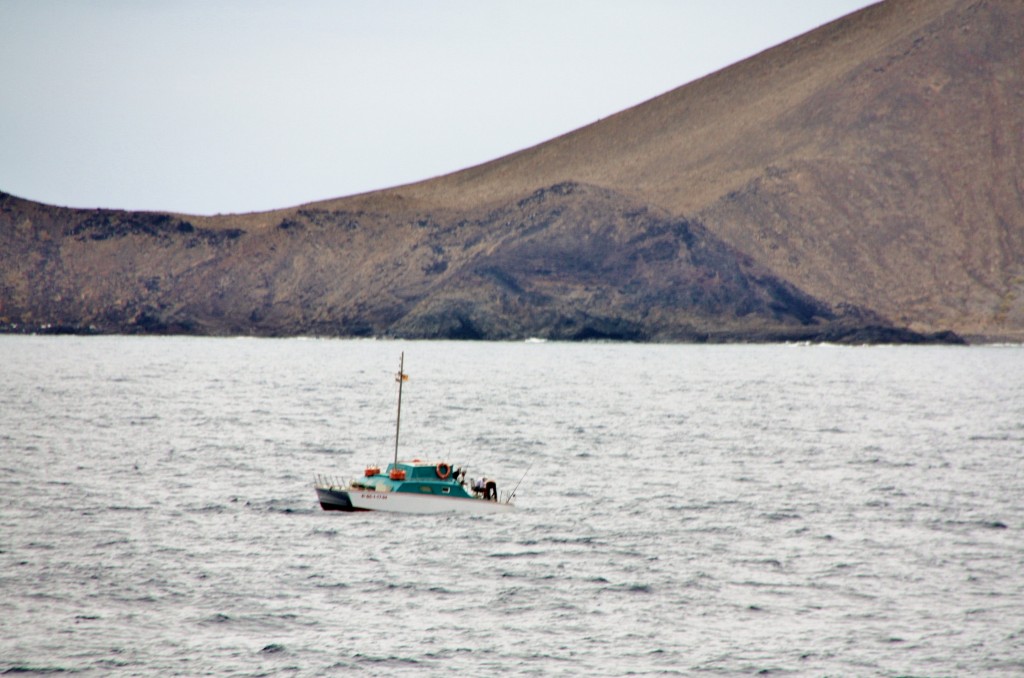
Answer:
xmin=1 ymin=1 xmax=874 ymax=215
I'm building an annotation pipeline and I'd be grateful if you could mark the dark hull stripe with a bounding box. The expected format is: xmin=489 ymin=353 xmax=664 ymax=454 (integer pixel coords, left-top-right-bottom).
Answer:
xmin=319 ymin=502 xmax=370 ymax=512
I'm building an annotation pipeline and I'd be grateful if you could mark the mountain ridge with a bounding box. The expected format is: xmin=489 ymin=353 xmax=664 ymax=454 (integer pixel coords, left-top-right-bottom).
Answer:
xmin=0 ymin=183 xmax=957 ymax=343
xmin=3 ymin=0 xmax=1020 ymax=342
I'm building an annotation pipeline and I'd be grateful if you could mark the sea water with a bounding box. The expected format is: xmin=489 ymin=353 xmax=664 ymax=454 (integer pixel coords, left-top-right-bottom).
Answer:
xmin=1 ymin=336 xmax=1022 ymax=676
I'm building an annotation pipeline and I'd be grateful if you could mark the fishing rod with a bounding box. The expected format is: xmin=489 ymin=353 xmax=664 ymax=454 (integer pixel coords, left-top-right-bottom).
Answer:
xmin=506 ymin=460 xmax=533 ymax=503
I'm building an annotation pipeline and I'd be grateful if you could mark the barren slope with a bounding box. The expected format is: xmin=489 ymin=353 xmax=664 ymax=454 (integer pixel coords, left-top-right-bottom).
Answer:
xmin=4 ymin=184 xmax=929 ymax=342
xmin=320 ymin=0 xmax=1024 ymax=339
xmin=2 ymin=0 xmax=1020 ymax=341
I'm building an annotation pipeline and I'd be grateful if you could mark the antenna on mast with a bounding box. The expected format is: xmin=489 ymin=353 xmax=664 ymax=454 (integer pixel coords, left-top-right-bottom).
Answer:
xmin=394 ymin=352 xmax=407 ymax=466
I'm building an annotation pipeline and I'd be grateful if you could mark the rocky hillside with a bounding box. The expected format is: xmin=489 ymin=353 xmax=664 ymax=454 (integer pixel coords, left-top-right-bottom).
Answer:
xmin=0 ymin=184 xmax=929 ymax=342
xmin=3 ymin=0 xmax=1020 ymax=342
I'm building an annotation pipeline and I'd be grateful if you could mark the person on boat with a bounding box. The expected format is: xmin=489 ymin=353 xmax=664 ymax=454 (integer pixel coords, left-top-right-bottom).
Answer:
xmin=470 ymin=476 xmax=498 ymax=501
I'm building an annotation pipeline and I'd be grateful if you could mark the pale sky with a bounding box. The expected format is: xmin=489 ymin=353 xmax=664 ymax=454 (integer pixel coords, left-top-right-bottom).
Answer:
xmin=1 ymin=1 xmax=875 ymax=216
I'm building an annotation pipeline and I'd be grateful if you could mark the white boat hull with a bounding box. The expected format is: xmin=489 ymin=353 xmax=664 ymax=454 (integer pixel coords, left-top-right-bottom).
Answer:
xmin=316 ymin=486 xmax=514 ymax=514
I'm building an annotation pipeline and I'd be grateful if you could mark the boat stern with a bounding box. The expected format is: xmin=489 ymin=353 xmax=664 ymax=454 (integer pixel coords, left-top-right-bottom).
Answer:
xmin=315 ymin=484 xmax=363 ymax=511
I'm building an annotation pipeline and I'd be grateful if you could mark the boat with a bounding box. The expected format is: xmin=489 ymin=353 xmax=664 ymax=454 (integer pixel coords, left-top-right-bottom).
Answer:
xmin=313 ymin=353 xmax=517 ymax=514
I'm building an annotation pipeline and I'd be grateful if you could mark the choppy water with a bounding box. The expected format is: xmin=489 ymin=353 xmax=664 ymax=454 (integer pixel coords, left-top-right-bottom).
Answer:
xmin=1 ymin=336 xmax=1023 ymax=676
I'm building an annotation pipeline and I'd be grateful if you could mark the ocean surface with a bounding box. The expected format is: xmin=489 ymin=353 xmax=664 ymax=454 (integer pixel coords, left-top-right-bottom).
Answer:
xmin=1 ymin=336 xmax=1022 ymax=676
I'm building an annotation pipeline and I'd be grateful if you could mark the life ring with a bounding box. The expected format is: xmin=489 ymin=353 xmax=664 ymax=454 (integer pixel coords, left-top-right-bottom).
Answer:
xmin=435 ymin=462 xmax=451 ymax=480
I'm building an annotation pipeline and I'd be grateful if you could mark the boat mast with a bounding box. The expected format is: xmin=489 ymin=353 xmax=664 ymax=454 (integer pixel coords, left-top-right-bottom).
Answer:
xmin=394 ymin=352 xmax=406 ymax=466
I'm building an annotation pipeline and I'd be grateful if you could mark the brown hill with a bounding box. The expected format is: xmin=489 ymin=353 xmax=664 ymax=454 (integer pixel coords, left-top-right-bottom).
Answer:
xmin=2 ymin=0 xmax=1020 ymax=341
xmin=0 ymin=184 xmax=918 ymax=342
xmin=332 ymin=0 xmax=1024 ymax=341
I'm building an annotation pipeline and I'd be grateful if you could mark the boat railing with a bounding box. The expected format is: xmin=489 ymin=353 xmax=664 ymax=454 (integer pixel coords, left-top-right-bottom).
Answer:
xmin=313 ymin=473 xmax=349 ymax=490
